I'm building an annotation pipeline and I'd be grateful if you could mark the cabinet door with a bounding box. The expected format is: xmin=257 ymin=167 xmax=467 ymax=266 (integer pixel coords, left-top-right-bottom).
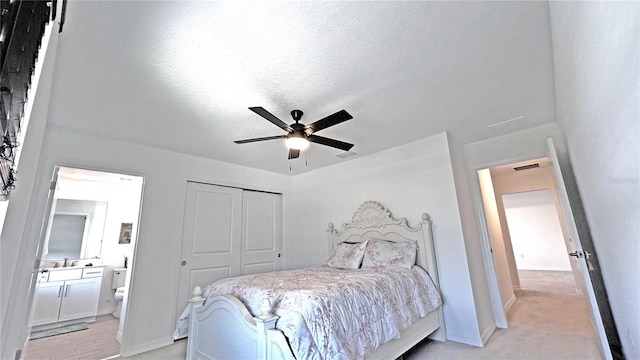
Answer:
xmin=58 ymin=278 xmax=100 ymax=321
xmin=31 ymin=281 xmax=64 ymax=326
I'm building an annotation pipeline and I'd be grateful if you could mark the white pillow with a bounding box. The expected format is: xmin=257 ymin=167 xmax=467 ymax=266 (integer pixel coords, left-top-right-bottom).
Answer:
xmin=327 ymin=241 xmax=368 ymax=269
xmin=362 ymin=239 xmax=417 ymax=269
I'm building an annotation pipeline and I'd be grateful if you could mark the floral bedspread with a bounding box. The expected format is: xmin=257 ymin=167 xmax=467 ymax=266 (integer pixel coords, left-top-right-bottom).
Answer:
xmin=175 ymin=266 xmax=441 ymax=360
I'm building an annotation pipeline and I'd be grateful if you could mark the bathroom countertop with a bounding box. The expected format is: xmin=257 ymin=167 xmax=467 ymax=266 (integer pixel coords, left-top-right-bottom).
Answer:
xmin=40 ymin=264 xmax=106 ymax=272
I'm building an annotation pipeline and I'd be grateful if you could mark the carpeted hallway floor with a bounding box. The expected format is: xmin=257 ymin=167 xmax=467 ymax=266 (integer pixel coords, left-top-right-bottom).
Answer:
xmin=120 ymin=270 xmax=602 ymax=360
xmin=404 ymin=270 xmax=602 ymax=359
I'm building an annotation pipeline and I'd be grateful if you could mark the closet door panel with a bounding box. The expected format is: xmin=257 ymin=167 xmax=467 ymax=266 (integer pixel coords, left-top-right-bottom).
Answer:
xmin=192 ymin=191 xmax=236 ymax=254
xmin=241 ymin=191 xmax=282 ymax=275
xmin=177 ymin=182 xmax=242 ymax=320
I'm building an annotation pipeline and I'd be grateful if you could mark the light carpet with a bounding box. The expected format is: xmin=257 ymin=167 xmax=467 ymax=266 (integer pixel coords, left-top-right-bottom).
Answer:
xmin=404 ymin=270 xmax=601 ymax=359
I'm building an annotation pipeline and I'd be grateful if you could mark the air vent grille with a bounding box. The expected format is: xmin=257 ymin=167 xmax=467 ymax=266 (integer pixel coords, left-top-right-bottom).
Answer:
xmin=513 ymin=163 xmax=540 ymax=171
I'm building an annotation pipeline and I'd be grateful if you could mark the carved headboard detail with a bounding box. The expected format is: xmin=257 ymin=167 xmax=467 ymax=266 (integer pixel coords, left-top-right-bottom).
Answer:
xmin=346 ymin=201 xmax=407 ymax=229
xmin=327 ymin=201 xmax=431 ymax=239
xmin=326 ymin=201 xmax=440 ymax=292
xmin=327 ymin=201 xmax=418 ymax=233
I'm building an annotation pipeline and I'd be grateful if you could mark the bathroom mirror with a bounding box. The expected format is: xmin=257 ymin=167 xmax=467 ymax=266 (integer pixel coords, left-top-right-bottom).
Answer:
xmin=43 ymin=199 xmax=108 ymax=261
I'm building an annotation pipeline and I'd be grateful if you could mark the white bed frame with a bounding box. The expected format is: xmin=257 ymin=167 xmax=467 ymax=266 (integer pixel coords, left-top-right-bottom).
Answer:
xmin=186 ymin=201 xmax=446 ymax=360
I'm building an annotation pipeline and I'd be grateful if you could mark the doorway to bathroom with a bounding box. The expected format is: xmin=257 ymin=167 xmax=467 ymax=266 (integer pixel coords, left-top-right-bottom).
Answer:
xmin=24 ymin=166 xmax=144 ymax=360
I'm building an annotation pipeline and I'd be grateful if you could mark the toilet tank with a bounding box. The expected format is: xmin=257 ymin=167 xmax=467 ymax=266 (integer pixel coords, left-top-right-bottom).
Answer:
xmin=112 ymin=268 xmax=128 ymax=289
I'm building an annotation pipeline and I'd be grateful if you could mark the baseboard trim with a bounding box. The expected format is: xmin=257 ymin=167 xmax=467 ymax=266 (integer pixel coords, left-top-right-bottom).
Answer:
xmin=446 ymin=332 xmax=483 ymax=347
xmin=504 ymin=293 xmax=517 ymax=312
xmin=480 ymin=323 xmax=496 ymax=346
xmin=120 ymin=337 xmax=174 ymax=358
xmin=97 ymin=307 xmax=116 ymax=316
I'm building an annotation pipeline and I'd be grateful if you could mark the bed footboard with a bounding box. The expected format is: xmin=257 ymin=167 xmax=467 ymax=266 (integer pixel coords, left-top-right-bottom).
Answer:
xmin=186 ymin=287 xmax=296 ymax=360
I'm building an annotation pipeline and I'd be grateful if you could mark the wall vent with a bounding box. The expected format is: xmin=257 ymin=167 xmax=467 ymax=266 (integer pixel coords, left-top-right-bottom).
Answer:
xmin=513 ymin=163 xmax=540 ymax=171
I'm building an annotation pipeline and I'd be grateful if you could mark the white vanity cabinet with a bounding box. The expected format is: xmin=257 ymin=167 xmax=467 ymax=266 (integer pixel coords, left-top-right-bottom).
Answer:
xmin=30 ymin=281 xmax=65 ymax=326
xmin=31 ymin=267 xmax=104 ymax=328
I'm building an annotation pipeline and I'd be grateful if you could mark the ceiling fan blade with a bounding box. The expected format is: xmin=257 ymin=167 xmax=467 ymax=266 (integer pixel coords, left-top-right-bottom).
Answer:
xmin=305 ymin=110 xmax=353 ymax=134
xmin=288 ymin=149 xmax=300 ymax=160
xmin=308 ymin=134 xmax=354 ymax=152
xmin=249 ymin=107 xmax=292 ymax=132
xmin=234 ymin=135 xmax=286 ymax=144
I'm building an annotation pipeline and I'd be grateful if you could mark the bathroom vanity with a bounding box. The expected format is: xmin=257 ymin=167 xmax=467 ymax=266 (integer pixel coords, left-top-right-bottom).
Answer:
xmin=30 ymin=266 xmax=104 ymax=329
xmin=30 ymin=198 xmax=110 ymax=330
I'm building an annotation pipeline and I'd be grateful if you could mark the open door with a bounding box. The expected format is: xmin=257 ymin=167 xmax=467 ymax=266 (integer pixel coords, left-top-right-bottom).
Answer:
xmin=27 ymin=168 xmax=60 ymax=325
xmin=547 ymin=138 xmax=622 ymax=360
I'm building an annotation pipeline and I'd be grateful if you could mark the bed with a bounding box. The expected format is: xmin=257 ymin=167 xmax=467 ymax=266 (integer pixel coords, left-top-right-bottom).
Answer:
xmin=180 ymin=201 xmax=446 ymax=360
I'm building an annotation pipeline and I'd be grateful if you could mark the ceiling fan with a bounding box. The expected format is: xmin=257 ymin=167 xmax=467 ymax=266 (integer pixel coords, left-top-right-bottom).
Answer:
xmin=234 ymin=107 xmax=354 ymax=160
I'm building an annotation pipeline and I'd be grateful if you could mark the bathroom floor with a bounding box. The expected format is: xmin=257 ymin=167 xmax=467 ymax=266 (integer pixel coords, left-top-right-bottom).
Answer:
xmin=24 ymin=315 xmax=121 ymax=360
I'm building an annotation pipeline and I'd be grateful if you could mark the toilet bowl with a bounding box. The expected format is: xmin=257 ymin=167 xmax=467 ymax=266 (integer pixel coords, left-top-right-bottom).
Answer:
xmin=113 ymin=287 xmax=125 ymax=318
xmin=112 ymin=268 xmax=128 ymax=319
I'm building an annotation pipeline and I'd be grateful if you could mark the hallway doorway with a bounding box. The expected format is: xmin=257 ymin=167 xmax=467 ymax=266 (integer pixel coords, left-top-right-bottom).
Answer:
xmin=501 ymin=188 xmax=582 ymax=294
xmin=476 ymin=157 xmax=601 ymax=348
xmin=475 ymin=140 xmax=621 ymax=359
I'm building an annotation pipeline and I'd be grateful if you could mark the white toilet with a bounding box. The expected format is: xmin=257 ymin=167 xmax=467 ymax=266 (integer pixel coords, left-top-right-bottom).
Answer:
xmin=112 ymin=268 xmax=128 ymax=319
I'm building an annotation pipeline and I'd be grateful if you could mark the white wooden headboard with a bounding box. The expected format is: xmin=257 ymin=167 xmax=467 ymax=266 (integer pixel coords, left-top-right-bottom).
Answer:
xmin=326 ymin=201 xmax=441 ymax=289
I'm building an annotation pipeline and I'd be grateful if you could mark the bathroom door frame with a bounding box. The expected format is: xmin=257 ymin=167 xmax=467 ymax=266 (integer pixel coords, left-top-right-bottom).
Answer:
xmin=27 ymin=165 xmax=145 ymax=356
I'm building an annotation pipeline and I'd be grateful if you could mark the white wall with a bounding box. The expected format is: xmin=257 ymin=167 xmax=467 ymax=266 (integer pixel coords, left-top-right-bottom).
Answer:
xmin=478 ymin=169 xmax=515 ymax=312
xmin=13 ymin=126 xmax=293 ymax=357
xmin=502 ymin=190 xmax=571 ymax=271
xmin=447 ymin=134 xmax=495 ymax=344
xmin=291 ymin=132 xmax=488 ymax=346
xmin=549 ymin=3 xmax=639 ymax=357
xmin=465 ymin=123 xmax=567 ymax=168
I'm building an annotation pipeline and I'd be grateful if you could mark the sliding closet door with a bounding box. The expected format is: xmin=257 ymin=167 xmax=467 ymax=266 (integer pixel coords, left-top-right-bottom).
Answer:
xmin=241 ymin=191 xmax=283 ymax=275
xmin=177 ymin=182 xmax=242 ymax=318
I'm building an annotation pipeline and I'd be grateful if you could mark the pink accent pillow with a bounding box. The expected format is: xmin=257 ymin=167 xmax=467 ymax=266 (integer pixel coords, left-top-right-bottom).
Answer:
xmin=327 ymin=241 xmax=368 ymax=269
xmin=362 ymin=239 xmax=417 ymax=269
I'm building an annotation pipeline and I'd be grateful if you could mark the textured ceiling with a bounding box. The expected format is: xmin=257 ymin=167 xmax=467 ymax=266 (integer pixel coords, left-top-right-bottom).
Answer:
xmin=47 ymin=1 xmax=556 ymax=175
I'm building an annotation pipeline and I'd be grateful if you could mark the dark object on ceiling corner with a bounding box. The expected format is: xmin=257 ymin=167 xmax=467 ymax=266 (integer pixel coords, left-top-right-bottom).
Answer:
xmin=59 ymin=0 xmax=67 ymax=33
xmin=235 ymin=107 xmax=354 ymax=160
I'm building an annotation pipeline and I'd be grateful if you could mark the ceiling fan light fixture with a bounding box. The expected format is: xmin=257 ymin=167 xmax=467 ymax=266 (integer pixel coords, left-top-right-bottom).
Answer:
xmin=237 ymin=107 xmax=354 ymax=159
xmin=285 ymin=134 xmax=310 ymax=150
